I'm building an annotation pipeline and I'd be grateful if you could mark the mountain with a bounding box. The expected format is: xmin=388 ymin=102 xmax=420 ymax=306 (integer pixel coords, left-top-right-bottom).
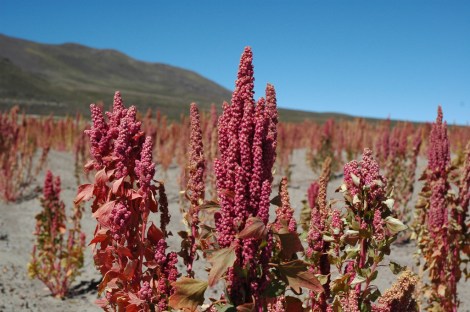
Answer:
xmin=0 ymin=34 xmax=355 ymax=122
xmin=0 ymin=34 xmax=234 ymax=118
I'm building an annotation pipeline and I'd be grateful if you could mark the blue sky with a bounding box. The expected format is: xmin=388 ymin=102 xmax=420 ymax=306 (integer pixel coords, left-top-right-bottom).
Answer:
xmin=1 ymin=1 xmax=469 ymax=124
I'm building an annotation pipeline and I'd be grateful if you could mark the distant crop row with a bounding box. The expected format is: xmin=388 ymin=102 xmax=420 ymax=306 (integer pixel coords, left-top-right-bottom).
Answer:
xmin=1 ymin=47 xmax=469 ymax=311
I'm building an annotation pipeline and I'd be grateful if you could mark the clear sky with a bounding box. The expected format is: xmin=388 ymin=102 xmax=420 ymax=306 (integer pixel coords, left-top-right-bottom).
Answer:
xmin=1 ymin=0 xmax=469 ymax=124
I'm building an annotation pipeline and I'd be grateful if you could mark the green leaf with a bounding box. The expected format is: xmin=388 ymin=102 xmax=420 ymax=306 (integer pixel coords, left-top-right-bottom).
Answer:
xmin=216 ymin=304 xmax=236 ymax=312
xmin=207 ymin=246 xmax=237 ymax=287
xmin=315 ymin=274 xmax=330 ymax=285
xmin=368 ymin=287 xmax=381 ymax=302
xmin=263 ymin=278 xmax=286 ymax=297
xmin=237 ymin=303 xmax=254 ymax=312
xmin=369 ymin=270 xmax=378 ymax=282
xmin=345 ymin=245 xmax=360 ymax=258
xmin=168 ymin=277 xmax=208 ymax=311
xmin=389 ymin=261 xmax=406 ymax=275
xmin=351 ymin=274 xmax=366 ymax=286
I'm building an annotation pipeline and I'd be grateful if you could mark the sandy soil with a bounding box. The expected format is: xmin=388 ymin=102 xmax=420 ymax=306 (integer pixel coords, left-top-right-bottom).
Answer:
xmin=0 ymin=149 xmax=469 ymax=311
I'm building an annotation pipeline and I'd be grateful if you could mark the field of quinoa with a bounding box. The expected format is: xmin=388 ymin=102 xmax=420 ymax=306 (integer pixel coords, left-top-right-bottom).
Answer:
xmin=0 ymin=47 xmax=469 ymax=312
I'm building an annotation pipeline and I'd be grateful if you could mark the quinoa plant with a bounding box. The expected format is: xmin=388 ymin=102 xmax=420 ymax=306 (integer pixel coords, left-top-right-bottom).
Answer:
xmin=28 ymin=170 xmax=85 ymax=298
xmin=75 ymin=93 xmax=178 ymax=311
xmin=304 ymin=148 xmax=413 ymax=311
xmin=180 ymin=103 xmax=206 ymax=277
xmin=210 ymin=47 xmax=279 ymax=308
xmin=413 ymin=107 xmax=469 ymax=311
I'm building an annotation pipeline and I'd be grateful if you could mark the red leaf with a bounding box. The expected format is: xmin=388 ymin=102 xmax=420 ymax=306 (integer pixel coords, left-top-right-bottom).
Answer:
xmin=74 ymin=184 xmax=94 ymax=205
xmin=144 ymin=260 xmax=158 ymax=269
xmin=125 ymin=304 xmax=139 ymax=312
xmin=285 ymin=296 xmax=303 ymax=312
xmin=148 ymin=194 xmax=158 ymax=213
xmin=98 ymin=270 xmax=120 ymax=294
xmin=96 ymin=168 xmax=108 ymax=185
xmin=207 ymin=246 xmax=237 ymax=287
xmin=168 ymin=277 xmax=208 ymax=311
xmin=128 ymin=292 xmax=144 ymax=306
xmin=117 ymin=246 xmax=133 ymax=258
xmin=239 ymin=217 xmax=268 ymax=240
xmin=106 ymin=168 xmax=116 ymax=179
xmin=123 ymin=260 xmax=137 ymax=280
xmin=85 ymin=160 xmax=95 ymax=171
xmin=94 ymin=249 xmax=115 ymax=275
xmin=147 ymin=223 xmax=164 ymax=244
xmin=89 ymin=231 xmax=109 ymax=245
xmin=112 ymin=177 xmax=124 ymax=194
xmin=131 ymin=191 xmax=143 ymax=200
xmin=92 ymin=201 xmax=116 ymax=228
xmin=95 ymin=298 xmax=108 ymax=308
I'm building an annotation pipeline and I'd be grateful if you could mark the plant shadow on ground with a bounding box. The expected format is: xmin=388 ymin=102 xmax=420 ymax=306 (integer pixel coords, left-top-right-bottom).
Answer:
xmin=66 ymin=279 xmax=101 ymax=299
xmin=12 ymin=186 xmax=41 ymax=204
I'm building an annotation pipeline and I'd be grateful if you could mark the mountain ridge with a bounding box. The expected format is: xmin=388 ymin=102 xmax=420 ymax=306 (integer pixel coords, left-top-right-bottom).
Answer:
xmin=0 ymin=33 xmax=366 ymax=123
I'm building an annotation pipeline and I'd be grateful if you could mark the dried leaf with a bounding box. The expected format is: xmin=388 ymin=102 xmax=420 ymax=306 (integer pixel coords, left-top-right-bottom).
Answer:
xmin=168 ymin=277 xmax=208 ymax=311
xmin=219 ymin=189 xmax=235 ymax=199
xmin=239 ymin=217 xmax=267 ymax=240
xmin=237 ymin=303 xmax=254 ymax=312
xmin=270 ymin=195 xmax=282 ymax=207
xmin=351 ymin=173 xmax=361 ymax=186
xmin=277 ymin=260 xmax=323 ymax=293
xmin=383 ymin=198 xmax=395 ymax=210
xmin=207 ymin=246 xmax=237 ymax=287
xmin=199 ymin=201 xmax=220 ymax=210
xmin=384 ymin=216 xmax=407 ymax=234
xmin=276 ymin=231 xmax=304 ymax=259
xmin=353 ymin=194 xmax=361 ymax=204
